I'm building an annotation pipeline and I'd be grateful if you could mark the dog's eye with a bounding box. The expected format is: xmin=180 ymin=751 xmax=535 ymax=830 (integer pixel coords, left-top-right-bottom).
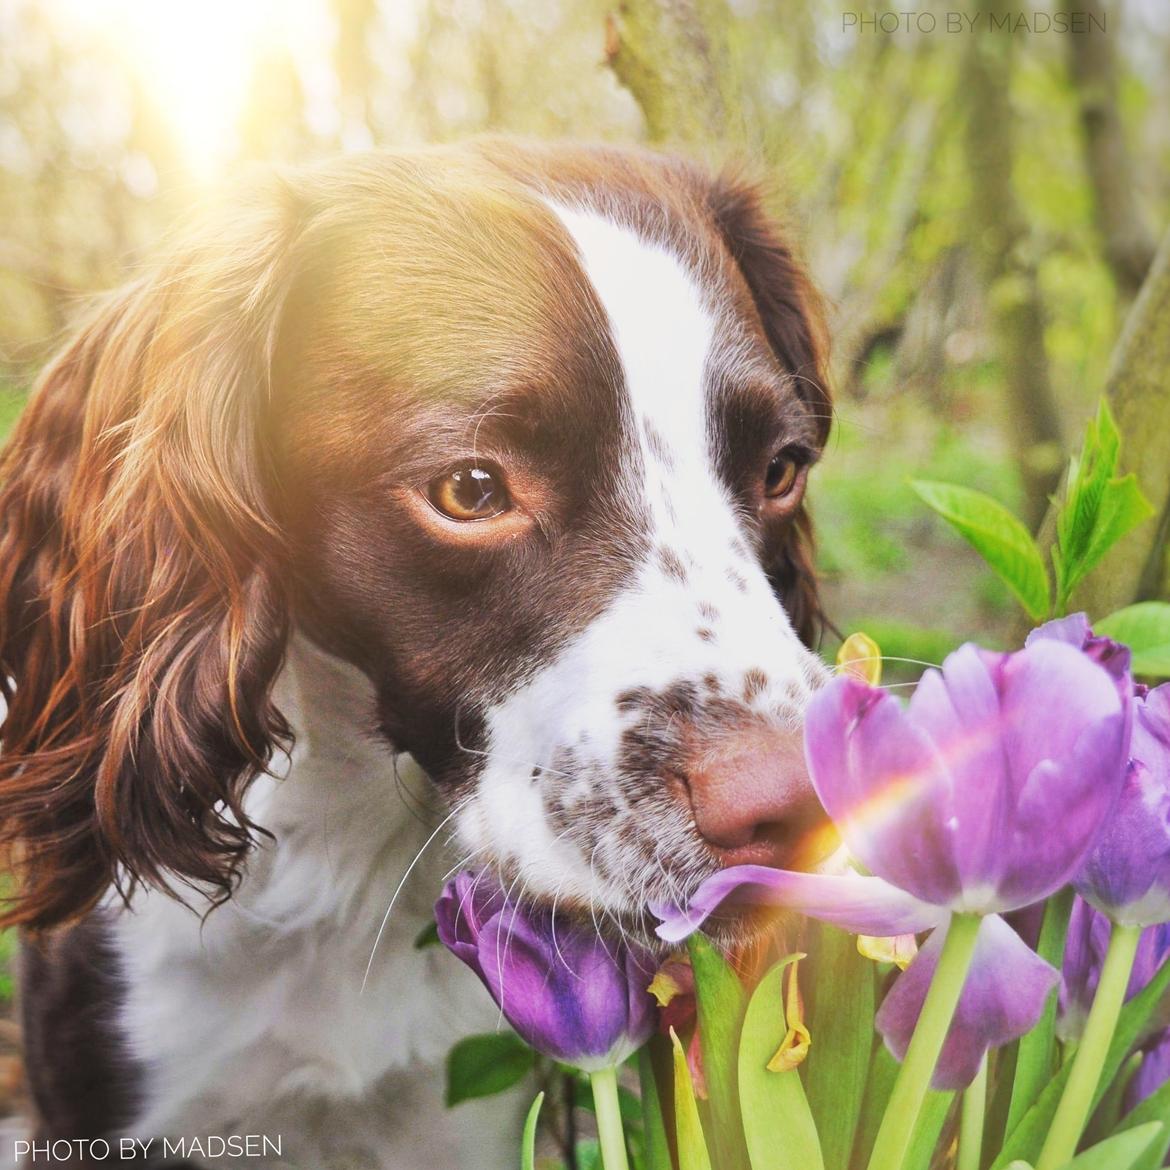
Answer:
xmin=428 ymin=465 xmax=511 ymax=521
xmin=764 ymin=452 xmax=800 ymax=499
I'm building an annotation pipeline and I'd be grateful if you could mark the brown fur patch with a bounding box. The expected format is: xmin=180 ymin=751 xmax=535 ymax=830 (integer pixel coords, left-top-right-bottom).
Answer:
xmin=658 ymin=547 xmax=688 ymax=583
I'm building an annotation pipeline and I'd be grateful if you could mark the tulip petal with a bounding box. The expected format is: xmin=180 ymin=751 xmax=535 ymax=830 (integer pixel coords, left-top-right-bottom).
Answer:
xmin=479 ymin=908 xmax=610 ymax=1062
xmin=876 ymin=914 xmax=1058 ymax=1091
xmin=477 ymin=908 xmax=655 ymax=1069
xmin=1074 ymin=684 xmax=1170 ymax=925
xmin=652 ymin=864 xmax=946 ymax=945
xmin=1026 ymin=613 xmax=1094 ymax=651
xmin=1128 ymin=1029 xmax=1170 ymax=1110
xmin=434 ymin=870 xmax=503 ymax=972
xmin=805 ymin=676 xmax=963 ymax=906
xmin=1027 ymin=613 xmax=1133 ymax=696
xmin=907 ymin=648 xmax=1011 ymax=900
xmin=436 ymin=872 xmax=657 ymax=1067
xmin=1057 ymin=898 xmax=1170 ymax=1043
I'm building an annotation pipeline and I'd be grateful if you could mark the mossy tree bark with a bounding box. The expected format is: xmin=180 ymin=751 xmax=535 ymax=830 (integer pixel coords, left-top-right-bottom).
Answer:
xmin=964 ymin=0 xmax=1065 ymax=532
xmin=1070 ymin=225 xmax=1170 ymax=615
xmin=1064 ymin=0 xmax=1157 ymax=300
xmin=604 ymin=0 xmax=741 ymax=154
xmin=1009 ymin=224 xmax=1170 ymax=643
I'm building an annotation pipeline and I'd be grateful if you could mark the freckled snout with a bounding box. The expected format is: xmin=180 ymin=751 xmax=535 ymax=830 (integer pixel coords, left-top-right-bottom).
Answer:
xmin=685 ymin=726 xmax=831 ymax=870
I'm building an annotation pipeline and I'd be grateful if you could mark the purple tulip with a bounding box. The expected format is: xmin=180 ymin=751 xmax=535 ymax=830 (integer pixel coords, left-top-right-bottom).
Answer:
xmin=435 ymin=871 xmax=657 ymax=1069
xmin=1058 ymin=896 xmax=1169 ymax=1042
xmin=654 ymin=635 xmax=1133 ymax=1090
xmin=803 ymin=638 xmax=1132 ymax=914
xmin=1127 ymin=1030 xmax=1170 ymax=1111
xmin=877 ymin=914 xmax=1059 ymax=1090
xmin=1074 ymin=685 xmax=1170 ymax=926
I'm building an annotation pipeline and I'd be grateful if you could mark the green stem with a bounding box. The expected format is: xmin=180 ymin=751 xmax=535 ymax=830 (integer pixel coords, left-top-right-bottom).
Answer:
xmin=959 ymin=1056 xmax=988 ymax=1170
xmin=866 ymin=913 xmax=983 ymax=1170
xmin=591 ymin=1065 xmax=631 ymax=1170
xmin=1036 ymin=921 xmax=1143 ymax=1170
xmin=1006 ymin=886 xmax=1074 ymax=1133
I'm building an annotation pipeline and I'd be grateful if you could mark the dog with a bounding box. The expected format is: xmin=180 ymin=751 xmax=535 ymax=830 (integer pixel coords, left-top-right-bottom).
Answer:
xmin=0 ymin=139 xmax=833 ymax=1167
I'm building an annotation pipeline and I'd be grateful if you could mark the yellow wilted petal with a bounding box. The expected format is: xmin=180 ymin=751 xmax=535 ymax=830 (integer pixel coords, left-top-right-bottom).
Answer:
xmin=837 ymin=631 xmax=882 ymax=685
xmin=648 ymin=969 xmax=685 ymax=1008
xmin=648 ymin=958 xmax=693 ymax=1008
xmin=857 ymin=933 xmax=919 ymax=970
xmin=767 ymin=955 xmax=811 ymax=1072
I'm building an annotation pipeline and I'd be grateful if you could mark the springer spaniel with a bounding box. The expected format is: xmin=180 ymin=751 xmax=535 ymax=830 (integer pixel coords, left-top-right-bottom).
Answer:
xmin=0 ymin=139 xmax=832 ymax=1168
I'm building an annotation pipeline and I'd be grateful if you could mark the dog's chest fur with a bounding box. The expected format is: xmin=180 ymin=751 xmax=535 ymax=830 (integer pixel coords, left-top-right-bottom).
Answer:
xmin=110 ymin=637 xmax=521 ymax=1167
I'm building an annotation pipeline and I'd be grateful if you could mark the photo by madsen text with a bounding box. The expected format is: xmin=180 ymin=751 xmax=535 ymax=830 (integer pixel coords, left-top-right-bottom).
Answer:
xmin=841 ymin=10 xmax=1108 ymax=33
xmin=11 ymin=1135 xmax=284 ymax=1163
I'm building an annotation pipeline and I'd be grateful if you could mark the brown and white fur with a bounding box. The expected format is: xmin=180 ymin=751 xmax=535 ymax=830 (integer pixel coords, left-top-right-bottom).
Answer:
xmin=0 ymin=139 xmax=832 ymax=1167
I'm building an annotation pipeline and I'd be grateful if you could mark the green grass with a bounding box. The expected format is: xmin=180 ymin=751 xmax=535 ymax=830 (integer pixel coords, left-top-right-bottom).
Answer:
xmin=0 ymin=929 xmax=14 ymax=1005
xmin=813 ymin=406 xmax=1022 ymax=580
xmin=0 ymin=384 xmax=27 ymax=445
xmin=810 ymin=391 xmax=1025 ymax=675
xmin=0 ymin=390 xmax=21 ymax=1010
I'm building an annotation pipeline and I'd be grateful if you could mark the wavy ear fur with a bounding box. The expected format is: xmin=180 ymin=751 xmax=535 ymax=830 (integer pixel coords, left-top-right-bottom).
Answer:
xmin=0 ymin=185 xmax=301 ymax=929
xmin=707 ymin=174 xmax=833 ymax=647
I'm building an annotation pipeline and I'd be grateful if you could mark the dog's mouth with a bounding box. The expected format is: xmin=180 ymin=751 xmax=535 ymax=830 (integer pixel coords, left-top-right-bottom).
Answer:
xmin=498 ymin=842 xmax=831 ymax=957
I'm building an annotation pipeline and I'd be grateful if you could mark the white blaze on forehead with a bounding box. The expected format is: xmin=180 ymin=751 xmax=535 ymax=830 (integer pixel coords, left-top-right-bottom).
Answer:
xmin=551 ymin=205 xmax=714 ymax=533
xmin=457 ymin=204 xmax=826 ymax=907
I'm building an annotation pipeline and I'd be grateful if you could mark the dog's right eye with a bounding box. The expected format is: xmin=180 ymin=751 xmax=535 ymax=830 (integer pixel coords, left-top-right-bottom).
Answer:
xmin=427 ymin=465 xmax=512 ymax=521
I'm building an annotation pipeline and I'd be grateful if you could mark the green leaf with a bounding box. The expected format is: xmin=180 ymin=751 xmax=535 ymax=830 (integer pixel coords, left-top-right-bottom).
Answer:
xmin=1113 ymin=1074 xmax=1170 ymax=1170
xmin=992 ymin=956 xmax=1170 ymax=1168
xmin=1054 ymin=401 xmax=1154 ymax=610
xmin=1096 ymin=603 xmax=1170 ymax=678
xmin=851 ymin=1041 xmax=900 ymax=1169
xmin=738 ymin=957 xmax=824 ymax=1170
xmin=804 ymin=925 xmax=875 ymax=1170
xmin=444 ymin=1032 xmax=534 ymax=1107
xmin=687 ymin=934 xmax=750 ymax=1168
xmin=670 ymin=1027 xmax=714 ymax=1170
xmin=1060 ymin=1121 xmax=1163 ymax=1170
xmin=521 ymin=1091 xmax=544 ymax=1170
xmin=901 ymin=1087 xmax=955 ymax=1170
xmin=575 ymin=1140 xmax=603 ymax=1170
xmin=413 ymin=919 xmax=440 ymax=950
xmin=911 ymin=480 xmax=1051 ymax=620
xmin=1008 ymin=889 xmax=1075 ymax=1134
xmin=638 ymin=1044 xmax=673 ymax=1170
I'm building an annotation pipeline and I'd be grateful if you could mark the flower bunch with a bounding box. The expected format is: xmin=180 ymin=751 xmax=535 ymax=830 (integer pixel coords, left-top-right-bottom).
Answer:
xmin=427 ymin=405 xmax=1170 ymax=1170
xmin=433 ymin=615 xmax=1170 ymax=1170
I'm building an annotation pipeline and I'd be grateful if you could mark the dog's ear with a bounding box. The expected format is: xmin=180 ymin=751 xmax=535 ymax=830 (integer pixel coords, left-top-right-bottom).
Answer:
xmin=706 ymin=174 xmax=832 ymax=647
xmin=0 ymin=184 xmax=302 ymax=929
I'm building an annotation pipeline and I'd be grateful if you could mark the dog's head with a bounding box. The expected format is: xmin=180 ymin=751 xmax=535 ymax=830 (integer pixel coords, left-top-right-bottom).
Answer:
xmin=0 ymin=140 xmax=832 ymax=932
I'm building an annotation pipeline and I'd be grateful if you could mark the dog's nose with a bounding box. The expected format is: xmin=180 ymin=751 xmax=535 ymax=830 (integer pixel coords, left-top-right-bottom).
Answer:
xmin=686 ymin=726 xmax=830 ymax=869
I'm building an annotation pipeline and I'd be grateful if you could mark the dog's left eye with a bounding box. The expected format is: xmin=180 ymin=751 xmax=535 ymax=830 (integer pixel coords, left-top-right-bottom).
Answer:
xmin=764 ymin=452 xmax=800 ymax=499
xmin=427 ymin=465 xmax=511 ymax=521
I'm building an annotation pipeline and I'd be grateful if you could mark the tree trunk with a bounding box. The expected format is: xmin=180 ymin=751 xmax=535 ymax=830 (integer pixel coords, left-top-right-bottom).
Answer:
xmin=963 ymin=0 xmax=1065 ymax=531
xmin=1070 ymin=224 xmax=1170 ymax=616
xmin=1064 ymin=0 xmax=1157 ymax=300
xmin=604 ymin=0 xmax=740 ymax=153
xmin=332 ymin=0 xmax=379 ymax=141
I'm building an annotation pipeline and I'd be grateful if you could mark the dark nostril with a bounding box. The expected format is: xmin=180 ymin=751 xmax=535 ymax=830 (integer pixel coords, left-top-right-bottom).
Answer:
xmin=685 ymin=726 xmax=831 ymax=870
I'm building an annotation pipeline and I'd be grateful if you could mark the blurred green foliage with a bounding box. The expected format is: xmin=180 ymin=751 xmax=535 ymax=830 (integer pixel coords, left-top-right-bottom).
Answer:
xmin=0 ymin=930 xmax=12 ymax=1004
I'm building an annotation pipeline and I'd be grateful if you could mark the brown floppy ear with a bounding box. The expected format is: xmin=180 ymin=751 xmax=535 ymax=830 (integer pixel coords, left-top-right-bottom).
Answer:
xmin=0 ymin=184 xmax=302 ymax=929
xmin=707 ymin=174 xmax=832 ymax=647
